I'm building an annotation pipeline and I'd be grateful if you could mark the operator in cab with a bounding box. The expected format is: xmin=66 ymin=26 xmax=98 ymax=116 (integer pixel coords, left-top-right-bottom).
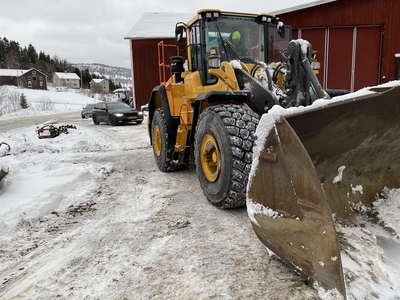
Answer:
xmin=225 ymin=30 xmax=247 ymax=56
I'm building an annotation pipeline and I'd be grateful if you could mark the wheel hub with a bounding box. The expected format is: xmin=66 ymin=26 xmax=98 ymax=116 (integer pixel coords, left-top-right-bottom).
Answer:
xmin=200 ymin=134 xmax=220 ymax=182
xmin=153 ymin=125 xmax=162 ymax=156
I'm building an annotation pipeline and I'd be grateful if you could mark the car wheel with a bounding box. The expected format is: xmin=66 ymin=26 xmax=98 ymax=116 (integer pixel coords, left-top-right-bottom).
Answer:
xmin=81 ymin=114 xmax=85 ymax=119
xmin=109 ymin=115 xmax=117 ymax=126
xmin=92 ymin=115 xmax=99 ymax=125
xmin=194 ymin=104 xmax=259 ymax=208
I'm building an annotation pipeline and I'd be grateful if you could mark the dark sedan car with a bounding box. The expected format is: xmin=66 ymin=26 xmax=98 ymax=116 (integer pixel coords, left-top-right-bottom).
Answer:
xmin=92 ymin=101 xmax=143 ymax=126
xmin=81 ymin=103 xmax=96 ymax=118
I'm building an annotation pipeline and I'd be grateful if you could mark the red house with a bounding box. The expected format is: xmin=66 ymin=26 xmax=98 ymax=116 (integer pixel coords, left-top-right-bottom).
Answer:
xmin=0 ymin=68 xmax=47 ymax=90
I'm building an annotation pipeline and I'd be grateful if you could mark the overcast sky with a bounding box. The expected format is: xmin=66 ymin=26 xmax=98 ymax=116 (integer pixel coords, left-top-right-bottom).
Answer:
xmin=0 ymin=0 xmax=316 ymax=69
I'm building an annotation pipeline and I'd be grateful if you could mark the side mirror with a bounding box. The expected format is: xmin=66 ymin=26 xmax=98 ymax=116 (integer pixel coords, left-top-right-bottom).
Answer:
xmin=175 ymin=23 xmax=185 ymax=45
xmin=275 ymin=18 xmax=285 ymax=39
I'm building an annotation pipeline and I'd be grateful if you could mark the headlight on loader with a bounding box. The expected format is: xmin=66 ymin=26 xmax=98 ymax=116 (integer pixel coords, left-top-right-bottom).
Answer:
xmin=207 ymin=46 xmax=221 ymax=68
xmin=311 ymin=60 xmax=320 ymax=70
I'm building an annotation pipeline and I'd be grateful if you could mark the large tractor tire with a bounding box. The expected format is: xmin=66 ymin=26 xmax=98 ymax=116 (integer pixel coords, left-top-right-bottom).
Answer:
xmin=151 ymin=108 xmax=178 ymax=172
xmin=194 ymin=104 xmax=259 ymax=208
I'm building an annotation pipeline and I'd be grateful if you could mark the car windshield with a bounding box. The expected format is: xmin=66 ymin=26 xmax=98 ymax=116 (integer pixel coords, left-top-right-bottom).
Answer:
xmin=107 ymin=102 xmax=131 ymax=110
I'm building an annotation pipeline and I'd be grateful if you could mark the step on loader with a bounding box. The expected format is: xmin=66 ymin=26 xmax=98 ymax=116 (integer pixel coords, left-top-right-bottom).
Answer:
xmin=146 ymin=9 xmax=400 ymax=299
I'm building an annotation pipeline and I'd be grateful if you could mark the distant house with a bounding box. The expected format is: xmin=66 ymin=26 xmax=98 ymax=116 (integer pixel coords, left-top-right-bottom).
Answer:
xmin=52 ymin=72 xmax=80 ymax=89
xmin=0 ymin=68 xmax=47 ymax=90
xmin=89 ymin=78 xmax=110 ymax=94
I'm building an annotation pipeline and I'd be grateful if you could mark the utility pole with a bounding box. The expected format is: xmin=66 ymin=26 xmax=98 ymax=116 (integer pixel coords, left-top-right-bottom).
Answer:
xmin=80 ymin=67 xmax=83 ymax=89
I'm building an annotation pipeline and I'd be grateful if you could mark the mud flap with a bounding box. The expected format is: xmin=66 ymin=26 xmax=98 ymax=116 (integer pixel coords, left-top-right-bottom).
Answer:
xmin=247 ymin=116 xmax=346 ymax=298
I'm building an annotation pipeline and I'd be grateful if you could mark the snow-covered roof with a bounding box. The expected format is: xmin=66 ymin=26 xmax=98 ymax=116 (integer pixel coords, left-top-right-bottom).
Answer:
xmin=0 ymin=69 xmax=25 ymax=77
xmin=0 ymin=68 xmax=46 ymax=77
xmin=91 ymin=78 xmax=108 ymax=83
xmin=124 ymin=12 xmax=194 ymax=40
xmin=272 ymin=0 xmax=337 ymax=14
xmin=54 ymin=72 xmax=80 ymax=80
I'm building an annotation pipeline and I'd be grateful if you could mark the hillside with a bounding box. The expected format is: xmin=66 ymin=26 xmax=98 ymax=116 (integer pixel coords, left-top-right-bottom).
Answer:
xmin=72 ymin=63 xmax=132 ymax=87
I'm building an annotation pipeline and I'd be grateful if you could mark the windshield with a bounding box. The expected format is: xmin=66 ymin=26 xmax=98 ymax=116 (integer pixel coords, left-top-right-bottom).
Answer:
xmin=205 ymin=16 xmax=265 ymax=62
xmin=107 ymin=102 xmax=131 ymax=110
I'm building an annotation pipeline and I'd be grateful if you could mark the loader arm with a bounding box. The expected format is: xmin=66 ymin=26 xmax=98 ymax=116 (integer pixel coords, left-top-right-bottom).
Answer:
xmin=247 ymin=82 xmax=400 ymax=298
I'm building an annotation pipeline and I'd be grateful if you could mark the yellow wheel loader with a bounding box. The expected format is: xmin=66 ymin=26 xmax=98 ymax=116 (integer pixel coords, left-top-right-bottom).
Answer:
xmin=147 ymin=9 xmax=400 ymax=299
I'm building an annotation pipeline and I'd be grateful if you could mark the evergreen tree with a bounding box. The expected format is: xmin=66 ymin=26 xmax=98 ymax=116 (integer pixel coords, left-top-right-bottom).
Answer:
xmin=82 ymin=68 xmax=92 ymax=88
xmin=35 ymin=59 xmax=49 ymax=75
xmin=27 ymin=44 xmax=38 ymax=64
xmin=20 ymin=46 xmax=30 ymax=68
xmin=20 ymin=93 xmax=29 ymax=109
xmin=0 ymin=37 xmax=8 ymax=68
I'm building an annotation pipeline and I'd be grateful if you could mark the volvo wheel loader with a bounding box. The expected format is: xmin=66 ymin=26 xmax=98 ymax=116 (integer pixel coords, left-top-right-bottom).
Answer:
xmin=146 ymin=9 xmax=400 ymax=299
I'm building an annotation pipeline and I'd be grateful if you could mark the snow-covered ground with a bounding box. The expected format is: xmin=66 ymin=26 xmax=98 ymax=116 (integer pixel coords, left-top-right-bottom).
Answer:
xmin=0 ymin=86 xmax=399 ymax=299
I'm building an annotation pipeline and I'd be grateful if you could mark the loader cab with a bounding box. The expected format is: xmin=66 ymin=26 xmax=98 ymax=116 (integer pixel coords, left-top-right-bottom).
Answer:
xmin=175 ymin=9 xmax=291 ymax=86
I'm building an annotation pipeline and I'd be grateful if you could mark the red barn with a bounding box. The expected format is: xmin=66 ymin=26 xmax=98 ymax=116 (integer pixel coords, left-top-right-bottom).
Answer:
xmin=276 ymin=0 xmax=400 ymax=92
xmin=125 ymin=2 xmax=400 ymax=105
xmin=124 ymin=13 xmax=192 ymax=109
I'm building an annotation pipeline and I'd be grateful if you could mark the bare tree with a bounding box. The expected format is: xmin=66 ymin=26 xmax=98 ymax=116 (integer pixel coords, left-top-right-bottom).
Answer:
xmin=35 ymin=96 xmax=54 ymax=111
xmin=0 ymin=86 xmax=21 ymax=115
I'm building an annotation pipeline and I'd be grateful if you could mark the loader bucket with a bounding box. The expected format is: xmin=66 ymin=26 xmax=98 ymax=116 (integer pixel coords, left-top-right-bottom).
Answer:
xmin=247 ymin=82 xmax=400 ymax=298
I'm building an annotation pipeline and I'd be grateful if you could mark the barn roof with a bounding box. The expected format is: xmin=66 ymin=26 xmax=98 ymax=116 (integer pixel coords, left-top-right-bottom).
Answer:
xmin=124 ymin=12 xmax=194 ymax=40
xmin=272 ymin=0 xmax=336 ymax=14
xmin=124 ymin=3 xmax=336 ymax=40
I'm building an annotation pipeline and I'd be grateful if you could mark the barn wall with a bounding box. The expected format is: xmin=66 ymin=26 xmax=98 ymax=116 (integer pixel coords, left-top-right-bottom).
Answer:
xmin=0 ymin=76 xmax=17 ymax=86
xmin=279 ymin=0 xmax=400 ymax=89
xmin=129 ymin=38 xmax=185 ymax=109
